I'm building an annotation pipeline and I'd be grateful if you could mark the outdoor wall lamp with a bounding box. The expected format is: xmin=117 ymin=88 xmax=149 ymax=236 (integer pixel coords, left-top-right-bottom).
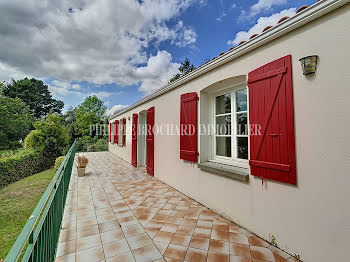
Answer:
xmin=299 ymin=55 xmax=318 ymax=75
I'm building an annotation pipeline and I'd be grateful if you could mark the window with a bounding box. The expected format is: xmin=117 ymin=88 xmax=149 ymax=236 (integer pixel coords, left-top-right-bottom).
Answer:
xmin=213 ymin=86 xmax=248 ymax=166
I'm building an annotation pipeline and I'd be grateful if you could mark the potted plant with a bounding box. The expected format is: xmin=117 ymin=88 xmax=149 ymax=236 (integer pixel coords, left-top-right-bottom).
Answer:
xmin=76 ymin=155 xmax=89 ymax=177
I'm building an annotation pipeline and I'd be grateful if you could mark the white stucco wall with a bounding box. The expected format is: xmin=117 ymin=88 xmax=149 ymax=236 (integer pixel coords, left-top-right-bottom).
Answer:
xmin=109 ymin=4 xmax=350 ymax=261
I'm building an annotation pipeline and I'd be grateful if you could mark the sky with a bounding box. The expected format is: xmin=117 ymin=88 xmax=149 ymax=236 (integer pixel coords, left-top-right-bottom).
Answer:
xmin=0 ymin=0 xmax=315 ymax=115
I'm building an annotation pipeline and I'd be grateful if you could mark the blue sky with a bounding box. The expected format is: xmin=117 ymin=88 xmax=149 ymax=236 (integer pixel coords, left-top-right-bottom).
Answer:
xmin=0 ymin=0 xmax=315 ymax=115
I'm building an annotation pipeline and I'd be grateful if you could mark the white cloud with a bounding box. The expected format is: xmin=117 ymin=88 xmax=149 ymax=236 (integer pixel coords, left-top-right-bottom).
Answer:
xmin=0 ymin=0 xmax=199 ymax=93
xmin=246 ymin=0 xmax=287 ymax=17
xmin=106 ymin=104 xmax=129 ymax=116
xmin=228 ymin=8 xmax=296 ymax=46
xmin=134 ymin=51 xmax=180 ymax=94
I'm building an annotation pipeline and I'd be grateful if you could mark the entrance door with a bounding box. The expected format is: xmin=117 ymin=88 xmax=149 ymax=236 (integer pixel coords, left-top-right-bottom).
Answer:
xmin=146 ymin=107 xmax=155 ymax=176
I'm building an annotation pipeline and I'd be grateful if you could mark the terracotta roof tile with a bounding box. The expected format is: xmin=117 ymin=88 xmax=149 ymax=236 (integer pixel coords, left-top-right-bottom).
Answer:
xmin=262 ymin=25 xmax=273 ymax=32
xmin=296 ymin=5 xmax=310 ymax=14
xmin=249 ymin=34 xmax=259 ymax=39
xmin=238 ymin=41 xmax=246 ymax=46
xmin=278 ymin=16 xmax=290 ymax=24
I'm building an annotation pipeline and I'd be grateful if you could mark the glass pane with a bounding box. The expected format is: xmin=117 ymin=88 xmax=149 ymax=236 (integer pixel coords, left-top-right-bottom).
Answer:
xmin=237 ymin=113 xmax=248 ymax=135
xmin=216 ymin=93 xmax=231 ymax=115
xmin=236 ymin=89 xmax=247 ymax=112
xmin=237 ymin=137 xmax=248 ymax=159
xmin=216 ymin=115 xmax=231 ymax=135
xmin=216 ymin=137 xmax=232 ymax=157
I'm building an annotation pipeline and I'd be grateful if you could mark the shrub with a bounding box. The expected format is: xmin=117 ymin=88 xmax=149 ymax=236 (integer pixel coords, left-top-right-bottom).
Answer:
xmin=87 ymin=144 xmax=95 ymax=152
xmin=0 ymin=149 xmax=53 ymax=188
xmin=95 ymin=139 xmax=108 ymax=151
xmin=54 ymin=156 xmax=65 ymax=171
xmin=24 ymin=114 xmax=69 ymax=158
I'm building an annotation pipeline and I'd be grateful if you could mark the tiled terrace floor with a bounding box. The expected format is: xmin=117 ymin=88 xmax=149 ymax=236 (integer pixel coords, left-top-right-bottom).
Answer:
xmin=56 ymin=152 xmax=297 ymax=262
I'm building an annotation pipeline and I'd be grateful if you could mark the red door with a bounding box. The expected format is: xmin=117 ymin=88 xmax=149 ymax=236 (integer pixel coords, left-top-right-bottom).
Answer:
xmin=248 ymin=54 xmax=296 ymax=185
xmin=132 ymin=114 xmax=138 ymax=167
xmin=146 ymin=107 xmax=155 ymax=176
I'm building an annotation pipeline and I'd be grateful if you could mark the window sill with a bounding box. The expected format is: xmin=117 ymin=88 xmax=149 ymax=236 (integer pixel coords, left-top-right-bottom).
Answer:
xmin=198 ymin=161 xmax=249 ymax=182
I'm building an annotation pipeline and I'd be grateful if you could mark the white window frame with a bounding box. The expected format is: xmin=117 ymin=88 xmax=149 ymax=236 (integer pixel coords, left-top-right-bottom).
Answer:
xmin=211 ymin=84 xmax=249 ymax=168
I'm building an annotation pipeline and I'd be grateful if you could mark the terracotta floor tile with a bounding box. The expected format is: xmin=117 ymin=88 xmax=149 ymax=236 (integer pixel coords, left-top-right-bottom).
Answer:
xmin=207 ymin=251 xmax=230 ymax=262
xmin=160 ymin=223 xmax=179 ymax=233
xmin=152 ymin=214 xmax=169 ymax=222
xmin=250 ymin=246 xmax=275 ymax=261
xmin=166 ymin=216 xmax=183 ymax=225
xmin=171 ymin=210 xmax=186 ymax=218
xmin=103 ymin=239 xmax=130 ymax=258
xmin=229 ymin=232 xmax=249 ymax=245
xmin=77 ymin=217 xmax=97 ymax=228
xmin=185 ymin=248 xmax=208 ymax=262
xmin=164 ymin=244 xmax=188 ymax=260
xmin=55 ymin=253 xmax=75 ymax=262
xmin=98 ymin=220 xmax=120 ymax=233
xmin=229 ymin=243 xmax=251 ymax=257
xmin=76 ymin=245 xmax=104 ymax=262
xmin=154 ymin=240 xmax=169 ymax=255
xmin=95 ymin=207 xmax=114 ymax=216
xmin=105 ymin=251 xmax=135 ymax=262
xmin=77 ymin=210 xmax=96 ymax=220
xmin=209 ymin=239 xmax=229 ymax=254
xmin=154 ymin=231 xmax=174 ymax=244
xmin=76 ymin=234 xmax=101 ymax=251
xmin=211 ymin=230 xmax=229 ymax=241
xmin=145 ymin=228 xmax=159 ymax=239
xmin=119 ymin=215 xmax=139 ymax=227
xmin=197 ymin=220 xmax=213 ymax=229
xmin=59 ymin=229 xmax=77 ymax=243
xmin=122 ymin=223 xmax=145 ymax=237
xmin=132 ymin=244 xmax=163 ymax=262
xmin=171 ymin=234 xmax=191 ymax=247
xmin=212 ymin=223 xmax=229 ymax=232
xmin=189 ymin=237 xmax=210 ymax=250
xmin=100 ymin=229 xmax=125 ymax=244
xmin=56 ymin=240 xmax=76 ymax=257
xmin=248 ymin=236 xmax=270 ymax=247
xmin=193 ymin=227 xmax=211 ymax=238
xmin=180 ymin=218 xmax=197 ymax=227
xmin=146 ymin=221 xmax=164 ymax=230
xmin=230 ymin=255 xmax=253 ymax=262
xmin=176 ymin=225 xmax=194 ymax=236
xmin=97 ymin=214 xmax=116 ymax=224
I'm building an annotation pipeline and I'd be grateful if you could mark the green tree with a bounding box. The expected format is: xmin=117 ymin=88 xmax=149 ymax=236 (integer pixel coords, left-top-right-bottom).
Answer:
xmin=24 ymin=114 xmax=69 ymax=159
xmin=75 ymin=96 xmax=107 ymax=137
xmin=0 ymin=97 xmax=34 ymax=149
xmin=3 ymin=78 xmax=64 ymax=119
xmin=170 ymin=58 xmax=195 ymax=82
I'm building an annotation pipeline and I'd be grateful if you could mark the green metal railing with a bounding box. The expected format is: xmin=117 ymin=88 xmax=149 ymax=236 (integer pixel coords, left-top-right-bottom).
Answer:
xmin=5 ymin=141 xmax=77 ymax=262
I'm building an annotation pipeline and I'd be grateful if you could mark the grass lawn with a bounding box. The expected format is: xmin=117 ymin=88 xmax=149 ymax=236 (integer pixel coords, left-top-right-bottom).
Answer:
xmin=0 ymin=169 xmax=55 ymax=260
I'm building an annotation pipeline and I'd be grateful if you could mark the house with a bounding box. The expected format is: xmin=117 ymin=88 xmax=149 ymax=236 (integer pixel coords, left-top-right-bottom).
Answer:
xmin=108 ymin=1 xmax=350 ymax=261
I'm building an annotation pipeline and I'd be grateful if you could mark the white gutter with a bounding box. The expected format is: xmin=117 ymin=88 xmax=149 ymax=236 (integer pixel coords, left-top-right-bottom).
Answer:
xmin=110 ymin=0 xmax=349 ymax=120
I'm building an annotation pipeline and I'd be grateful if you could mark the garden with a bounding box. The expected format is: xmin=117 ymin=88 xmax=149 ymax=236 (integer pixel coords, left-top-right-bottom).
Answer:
xmin=0 ymin=78 xmax=109 ymax=259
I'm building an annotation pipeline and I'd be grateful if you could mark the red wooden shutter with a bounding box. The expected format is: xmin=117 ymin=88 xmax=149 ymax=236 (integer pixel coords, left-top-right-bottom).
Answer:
xmin=146 ymin=107 xmax=155 ymax=176
xmin=109 ymin=123 xmax=111 ymax=142
xmin=248 ymin=54 xmax=296 ymax=185
xmin=122 ymin=118 xmax=126 ymax=146
xmin=114 ymin=120 xmax=119 ymax=144
xmin=132 ymin=114 xmax=138 ymax=167
xmin=180 ymin=92 xmax=199 ymax=162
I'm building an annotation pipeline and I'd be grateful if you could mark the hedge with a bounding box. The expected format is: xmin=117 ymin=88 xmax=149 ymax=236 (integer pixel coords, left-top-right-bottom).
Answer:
xmin=0 ymin=149 xmax=54 ymax=188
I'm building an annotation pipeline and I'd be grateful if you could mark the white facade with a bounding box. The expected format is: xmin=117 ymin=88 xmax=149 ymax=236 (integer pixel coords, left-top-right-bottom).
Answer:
xmin=109 ymin=1 xmax=350 ymax=261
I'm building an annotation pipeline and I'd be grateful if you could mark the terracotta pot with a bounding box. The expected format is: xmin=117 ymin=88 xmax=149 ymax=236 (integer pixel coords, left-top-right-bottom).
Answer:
xmin=77 ymin=167 xmax=86 ymax=177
